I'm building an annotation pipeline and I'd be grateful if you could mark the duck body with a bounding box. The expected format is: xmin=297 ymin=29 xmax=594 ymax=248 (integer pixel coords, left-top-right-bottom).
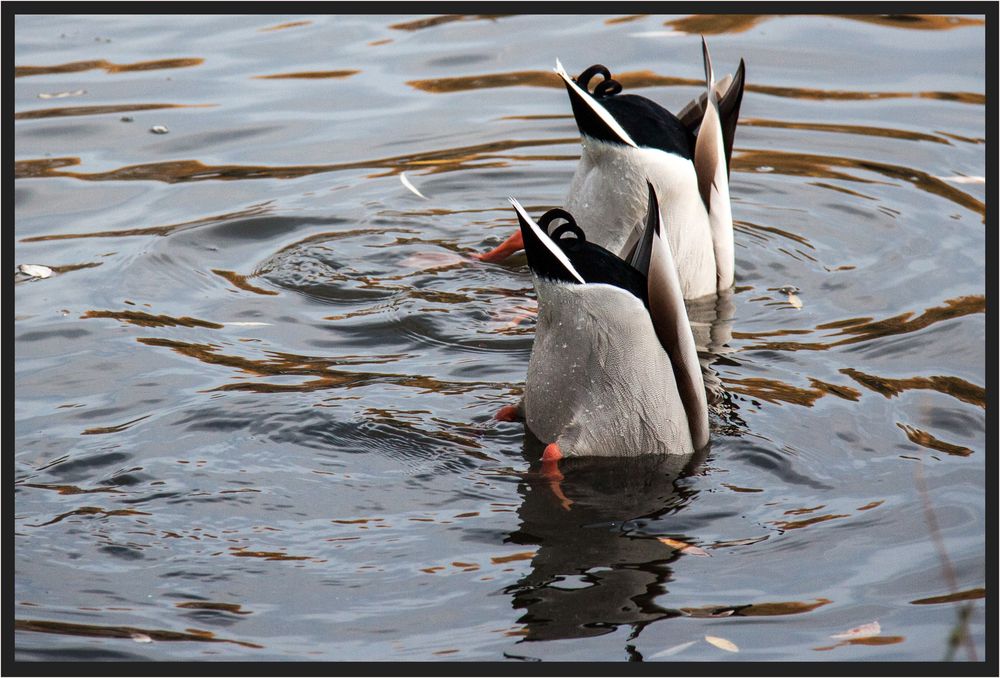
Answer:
xmin=509 ymin=185 xmax=709 ymax=459
xmin=554 ymin=46 xmax=744 ymax=299
xmin=525 ymin=278 xmax=695 ymax=457
xmin=564 ymin=136 xmax=717 ymax=300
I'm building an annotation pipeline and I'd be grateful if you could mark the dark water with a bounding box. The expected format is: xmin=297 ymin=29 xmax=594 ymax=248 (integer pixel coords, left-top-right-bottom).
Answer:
xmin=14 ymin=13 xmax=987 ymax=662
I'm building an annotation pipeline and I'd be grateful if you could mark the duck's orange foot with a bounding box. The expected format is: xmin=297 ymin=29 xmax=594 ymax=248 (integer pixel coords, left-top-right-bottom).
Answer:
xmin=495 ymin=404 xmax=522 ymax=422
xmin=540 ymin=443 xmax=573 ymax=510
xmin=475 ymin=230 xmax=524 ymax=263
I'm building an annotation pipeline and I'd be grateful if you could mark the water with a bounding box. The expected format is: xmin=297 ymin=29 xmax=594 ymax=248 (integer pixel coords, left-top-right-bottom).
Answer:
xmin=14 ymin=13 xmax=987 ymax=662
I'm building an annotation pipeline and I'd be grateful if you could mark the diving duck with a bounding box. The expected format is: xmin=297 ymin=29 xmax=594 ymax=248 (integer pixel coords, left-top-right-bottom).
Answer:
xmin=480 ymin=39 xmax=745 ymax=301
xmin=500 ymin=183 xmax=709 ymax=461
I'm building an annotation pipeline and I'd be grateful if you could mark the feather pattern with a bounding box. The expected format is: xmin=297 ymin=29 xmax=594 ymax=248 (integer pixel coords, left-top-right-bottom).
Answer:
xmin=515 ymin=192 xmax=708 ymax=457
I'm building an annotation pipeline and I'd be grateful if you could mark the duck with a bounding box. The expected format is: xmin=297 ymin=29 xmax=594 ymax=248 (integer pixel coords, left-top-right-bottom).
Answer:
xmin=499 ymin=183 xmax=709 ymax=464
xmin=478 ymin=39 xmax=745 ymax=301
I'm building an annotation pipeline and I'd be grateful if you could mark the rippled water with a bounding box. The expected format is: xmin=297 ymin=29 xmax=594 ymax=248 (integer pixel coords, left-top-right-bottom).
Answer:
xmin=14 ymin=13 xmax=988 ymax=662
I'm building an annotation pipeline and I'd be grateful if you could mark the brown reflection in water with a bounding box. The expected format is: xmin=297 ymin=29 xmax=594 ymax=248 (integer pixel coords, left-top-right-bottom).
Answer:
xmin=408 ymin=70 xmax=708 ymax=94
xmin=842 ymin=368 xmax=985 ymax=409
xmin=176 ymin=602 xmax=252 ymax=614
xmin=21 ymin=203 xmax=271 ymax=243
xmin=83 ymin=310 xmax=224 ymax=330
xmin=773 ymin=513 xmax=850 ymax=530
xmin=742 ymin=296 xmax=985 ymax=354
xmin=16 ymin=58 xmax=204 ymax=78
xmin=253 ymin=70 xmax=359 ymax=80
xmin=136 ymin=337 xmax=496 ymax=396
xmin=18 ymin=483 xmax=122 ymax=495
xmin=49 ymin=262 xmax=103 ymax=274
xmin=211 ymin=269 xmax=278 ymax=296
xmin=814 ymin=636 xmax=905 ymax=651
xmin=389 ymin=14 xmax=508 ymax=31
xmin=258 ymin=20 xmax=312 ymax=32
xmin=82 ymin=414 xmax=152 ymax=436
xmin=229 ymin=548 xmax=314 ymax=562
xmin=665 ymin=13 xmax=982 ymax=35
xmin=15 ymin=103 xmax=212 ymax=121
xmin=605 ymin=14 xmax=648 ymax=25
xmin=408 ymin=68 xmax=983 ymax=107
xmin=682 ymin=598 xmax=832 ymax=617
xmin=724 ymin=376 xmax=860 ymax=407
xmin=664 ymin=14 xmax=768 ymax=34
xmin=14 ymin=619 xmax=262 ymax=649
xmin=29 ymin=506 xmax=150 ymax=527
xmin=16 ymin=137 xmax=574 ymax=185
xmin=841 ymin=14 xmax=984 ymax=31
xmin=896 ymin=423 xmax=972 ymax=457
xmin=742 ymin=118 xmax=952 ymax=145
xmin=734 ymin=150 xmax=984 ymax=217
xmin=911 ymin=587 xmax=985 ymax=605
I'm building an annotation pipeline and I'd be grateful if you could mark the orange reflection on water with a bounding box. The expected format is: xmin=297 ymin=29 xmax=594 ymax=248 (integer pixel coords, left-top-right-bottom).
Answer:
xmin=16 ymin=57 xmax=204 ymax=77
xmin=15 ymin=619 xmax=263 ymax=649
xmin=15 ymin=103 xmax=213 ymax=121
xmin=741 ymin=296 xmax=985 ymax=354
xmin=389 ymin=14 xmax=507 ymax=31
xmin=734 ymin=151 xmax=984 ymax=217
xmin=724 ymin=376 xmax=861 ymax=407
xmin=136 ymin=337 xmax=497 ymax=396
xmin=253 ymin=70 xmax=359 ymax=80
xmin=258 ymin=20 xmax=312 ymax=32
xmin=896 ymin=423 xmax=972 ymax=457
xmin=910 ymin=587 xmax=985 ymax=605
xmin=83 ymin=310 xmax=224 ymax=329
xmin=211 ymin=269 xmax=278 ymax=296
xmin=842 ymin=368 xmax=984 ymax=409
xmin=15 ymin=137 xmax=574 ymax=185
xmin=665 ymin=13 xmax=983 ymax=35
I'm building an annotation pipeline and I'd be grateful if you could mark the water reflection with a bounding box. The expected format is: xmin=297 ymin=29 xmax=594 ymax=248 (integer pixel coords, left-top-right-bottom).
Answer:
xmin=504 ymin=448 xmax=703 ymax=641
xmin=15 ymin=57 xmax=204 ymax=78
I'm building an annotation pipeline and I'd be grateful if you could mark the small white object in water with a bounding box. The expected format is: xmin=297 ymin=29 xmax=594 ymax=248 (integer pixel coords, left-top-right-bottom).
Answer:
xmin=830 ymin=620 xmax=881 ymax=640
xmin=38 ymin=89 xmax=86 ymax=99
xmin=17 ymin=264 xmax=53 ymax=279
xmin=150 ymin=125 xmax=169 ymax=134
xmin=399 ymin=172 xmax=428 ymax=199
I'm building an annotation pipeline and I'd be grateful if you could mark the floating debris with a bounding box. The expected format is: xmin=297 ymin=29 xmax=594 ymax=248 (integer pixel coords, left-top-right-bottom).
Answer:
xmin=38 ymin=89 xmax=86 ymax=99
xmin=658 ymin=537 xmax=710 ymax=556
xmin=150 ymin=125 xmax=169 ymax=134
xmin=16 ymin=264 xmax=53 ymax=281
xmin=120 ymin=116 xmax=134 ymax=123
xmin=399 ymin=172 xmax=428 ymax=199
xmin=705 ymin=635 xmax=739 ymax=652
xmin=130 ymin=633 xmax=152 ymax=643
xmin=830 ymin=620 xmax=881 ymax=640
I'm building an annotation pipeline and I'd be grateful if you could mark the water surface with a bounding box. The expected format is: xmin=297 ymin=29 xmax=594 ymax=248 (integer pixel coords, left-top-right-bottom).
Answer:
xmin=14 ymin=13 xmax=987 ymax=662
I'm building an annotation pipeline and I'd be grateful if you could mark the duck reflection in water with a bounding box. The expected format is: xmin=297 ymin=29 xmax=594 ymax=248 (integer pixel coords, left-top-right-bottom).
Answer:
xmin=504 ymin=439 xmax=708 ymax=642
